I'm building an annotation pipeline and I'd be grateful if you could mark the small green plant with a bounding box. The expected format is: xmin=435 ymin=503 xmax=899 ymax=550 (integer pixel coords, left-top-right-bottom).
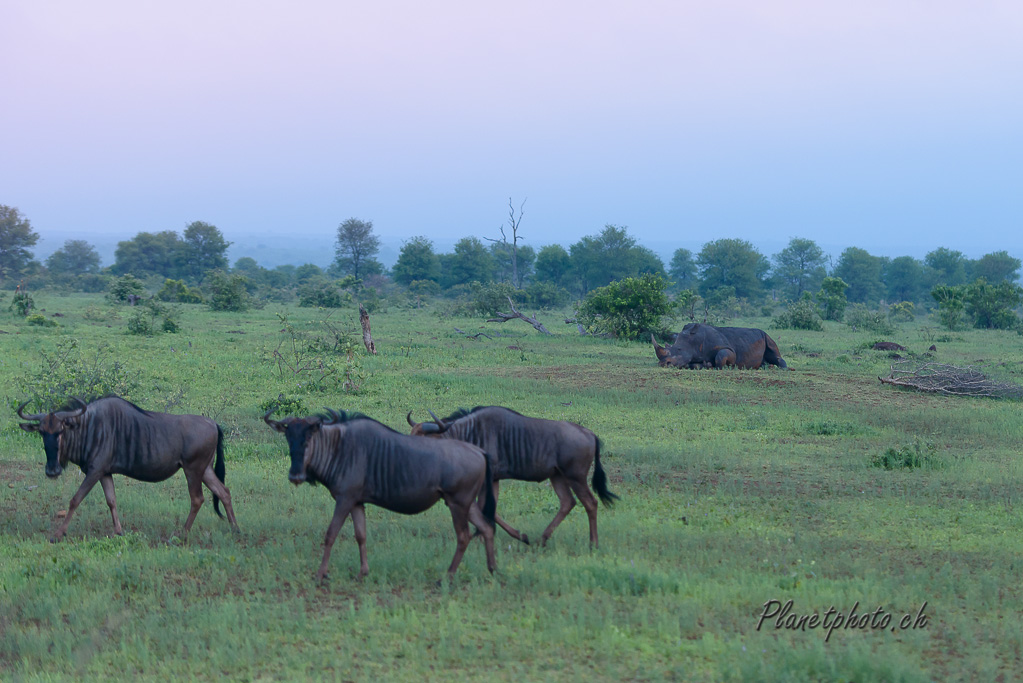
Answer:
xmin=258 ymin=393 xmax=308 ymax=417
xmin=126 ymin=300 xmax=179 ymax=336
xmin=871 ymin=441 xmax=940 ymax=470
xmin=931 ymin=284 xmax=967 ymax=331
xmin=205 ymin=270 xmax=250 ymax=312
xmin=817 ymin=277 xmax=848 ymax=322
xmin=26 ymin=314 xmax=58 ymax=328
xmin=888 ymin=301 xmax=916 ymax=322
xmin=9 ymin=286 xmax=34 ymax=316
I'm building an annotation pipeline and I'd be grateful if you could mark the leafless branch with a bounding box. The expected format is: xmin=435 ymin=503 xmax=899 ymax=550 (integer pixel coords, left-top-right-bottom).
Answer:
xmin=878 ymin=361 xmax=1023 ymax=399
xmin=487 ymin=296 xmax=551 ymax=334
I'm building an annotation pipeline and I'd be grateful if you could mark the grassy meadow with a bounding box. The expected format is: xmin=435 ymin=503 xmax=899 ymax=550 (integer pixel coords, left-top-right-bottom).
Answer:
xmin=1 ymin=291 xmax=1022 ymax=681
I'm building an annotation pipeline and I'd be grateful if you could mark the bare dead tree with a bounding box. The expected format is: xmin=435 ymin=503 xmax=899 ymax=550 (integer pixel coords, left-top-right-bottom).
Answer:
xmin=487 ymin=296 xmax=551 ymax=334
xmin=359 ymin=303 xmax=376 ymax=354
xmin=484 ymin=197 xmax=526 ymax=288
xmin=878 ymin=361 xmax=1023 ymax=399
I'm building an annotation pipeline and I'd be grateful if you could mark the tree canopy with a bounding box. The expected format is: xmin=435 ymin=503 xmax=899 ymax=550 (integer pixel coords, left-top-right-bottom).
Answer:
xmin=334 ymin=218 xmax=382 ymax=281
xmin=0 ymin=205 xmax=40 ymax=284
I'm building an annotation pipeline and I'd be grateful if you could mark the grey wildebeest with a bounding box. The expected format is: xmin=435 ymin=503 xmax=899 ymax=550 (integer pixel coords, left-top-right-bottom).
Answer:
xmin=263 ymin=408 xmax=497 ymax=580
xmin=17 ymin=396 xmax=239 ymax=542
xmin=407 ymin=406 xmax=618 ymax=548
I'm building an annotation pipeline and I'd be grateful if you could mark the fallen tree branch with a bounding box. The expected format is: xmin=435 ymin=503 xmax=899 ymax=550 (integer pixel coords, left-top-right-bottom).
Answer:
xmin=879 ymin=361 xmax=1023 ymax=399
xmin=487 ymin=296 xmax=552 ymax=335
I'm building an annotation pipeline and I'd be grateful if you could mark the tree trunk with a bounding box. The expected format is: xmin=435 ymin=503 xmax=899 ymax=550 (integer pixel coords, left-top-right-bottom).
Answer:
xmin=359 ymin=304 xmax=377 ymax=354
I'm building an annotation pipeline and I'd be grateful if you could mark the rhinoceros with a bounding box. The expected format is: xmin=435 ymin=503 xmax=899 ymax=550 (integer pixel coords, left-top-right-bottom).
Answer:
xmin=652 ymin=323 xmax=788 ymax=370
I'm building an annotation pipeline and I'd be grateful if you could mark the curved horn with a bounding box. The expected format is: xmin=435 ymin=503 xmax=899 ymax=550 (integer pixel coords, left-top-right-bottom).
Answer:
xmin=325 ymin=408 xmax=342 ymax=424
xmin=426 ymin=409 xmax=449 ymax=433
xmin=263 ymin=408 xmax=284 ymax=430
xmin=406 ymin=411 xmax=418 ymax=427
xmin=56 ymin=397 xmax=87 ymax=420
xmin=16 ymin=400 xmax=45 ymax=421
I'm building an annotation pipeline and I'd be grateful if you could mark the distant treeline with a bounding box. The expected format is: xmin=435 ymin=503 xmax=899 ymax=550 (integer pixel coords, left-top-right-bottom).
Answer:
xmin=2 ymin=205 xmax=1019 ymax=316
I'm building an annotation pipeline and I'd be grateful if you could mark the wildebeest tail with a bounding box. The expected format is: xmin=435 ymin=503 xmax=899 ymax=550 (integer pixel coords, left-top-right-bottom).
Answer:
xmin=213 ymin=424 xmax=226 ymax=519
xmin=592 ymin=438 xmax=619 ymax=507
xmin=481 ymin=451 xmax=497 ymax=527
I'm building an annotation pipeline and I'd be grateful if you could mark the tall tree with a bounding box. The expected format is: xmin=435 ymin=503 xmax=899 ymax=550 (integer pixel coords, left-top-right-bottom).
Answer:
xmin=668 ymin=248 xmax=697 ymax=291
xmin=772 ymin=237 xmax=827 ymax=299
xmin=112 ymin=231 xmax=184 ymax=278
xmin=444 ymin=237 xmax=495 ymax=288
xmin=884 ymin=256 xmax=924 ymax=302
xmin=182 ymin=221 xmax=231 ymax=280
xmin=45 ymin=239 xmax=101 ymax=276
xmin=0 ymin=205 xmax=40 ymax=284
xmin=534 ymin=244 xmax=573 ymax=289
xmin=490 ymin=242 xmax=535 ymax=288
xmin=925 ymin=247 xmax=969 ymax=287
xmin=971 ymin=250 xmax=1021 ymax=283
xmin=391 ymin=236 xmax=440 ymax=286
xmin=833 ymin=247 xmax=885 ymax=304
xmin=696 ymin=238 xmax=769 ymax=299
xmin=569 ymin=224 xmax=661 ymax=294
xmin=334 ymin=217 xmax=382 ymax=281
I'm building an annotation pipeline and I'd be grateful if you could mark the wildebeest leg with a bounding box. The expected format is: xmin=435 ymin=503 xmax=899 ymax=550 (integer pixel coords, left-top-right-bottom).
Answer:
xmin=491 ymin=480 xmax=529 ymax=545
xmin=317 ymin=498 xmax=354 ymax=581
xmin=350 ymin=504 xmax=369 ymax=578
xmin=201 ymin=466 xmax=240 ymax=531
xmin=540 ymin=475 xmax=576 ymax=547
xmin=99 ymin=475 xmax=124 ymax=536
xmin=178 ymin=468 xmax=205 ymax=537
xmin=51 ymin=472 xmax=103 ymax=542
xmin=566 ymin=478 xmax=600 ymax=549
xmin=467 ymin=502 xmax=497 ymax=573
xmin=445 ymin=499 xmax=473 ymax=577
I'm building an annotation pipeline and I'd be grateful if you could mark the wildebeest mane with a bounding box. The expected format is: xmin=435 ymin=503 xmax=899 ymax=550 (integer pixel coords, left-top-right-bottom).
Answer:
xmin=442 ymin=406 xmax=525 ymax=423
xmin=323 ymin=409 xmax=407 ymax=435
xmin=91 ymin=394 xmax=152 ymax=416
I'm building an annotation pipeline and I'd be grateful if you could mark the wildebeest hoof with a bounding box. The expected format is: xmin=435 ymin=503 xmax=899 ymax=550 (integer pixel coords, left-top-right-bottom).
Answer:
xmin=519 ymin=534 xmax=530 ymax=545
xmin=48 ymin=535 xmax=61 ymax=544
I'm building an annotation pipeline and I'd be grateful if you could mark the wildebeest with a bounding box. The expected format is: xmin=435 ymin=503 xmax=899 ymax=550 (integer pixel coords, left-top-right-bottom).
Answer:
xmin=408 ymin=406 xmax=618 ymax=548
xmin=652 ymin=323 xmax=789 ymax=370
xmin=17 ymin=396 xmax=239 ymax=542
xmin=263 ymin=408 xmax=497 ymax=580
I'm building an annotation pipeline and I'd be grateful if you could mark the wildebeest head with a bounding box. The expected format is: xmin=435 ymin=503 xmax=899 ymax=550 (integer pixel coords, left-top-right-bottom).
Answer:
xmin=264 ymin=409 xmax=341 ymax=484
xmin=406 ymin=409 xmax=449 ymax=437
xmin=18 ymin=398 xmax=87 ymax=478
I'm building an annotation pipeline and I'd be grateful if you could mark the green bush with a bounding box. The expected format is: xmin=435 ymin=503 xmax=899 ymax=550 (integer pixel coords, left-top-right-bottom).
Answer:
xmin=455 ymin=281 xmax=518 ymax=317
xmin=817 ymin=277 xmax=848 ymax=321
xmin=931 ymin=285 xmax=966 ymax=331
xmin=26 ymin=314 xmax=58 ymax=328
xmin=258 ymin=393 xmax=307 ymax=417
xmin=845 ymin=304 xmax=896 ymax=335
xmin=871 ymin=441 xmax=941 ymax=470
xmin=9 ymin=288 xmax=34 ymax=316
xmin=157 ymin=279 xmax=204 ymax=304
xmin=772 ymin=296 xmax=824 ymax=331
xmin=205 ymin=270 xmax=250 ymax=312
xmin=126 ymin=300 xmax=180 ymax=336
xmin=13 ymin=338 xmax=142 ymax=411
xmin=888 ymin=301 xmax=915 ymax=322
xmin=578 ymin=274 xmax=674 ymax=340
xmin=964 ymin=278 xmax=1022 ymax=329
xmin=523 ymin=280 xmax=571 ymax=309
xmin=107 ymin=274 xmax=147 ymax=304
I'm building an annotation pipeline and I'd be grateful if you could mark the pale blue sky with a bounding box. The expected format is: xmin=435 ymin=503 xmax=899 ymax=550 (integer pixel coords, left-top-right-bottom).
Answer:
xmin=2 ymin=1 xmax=1021 ymax=268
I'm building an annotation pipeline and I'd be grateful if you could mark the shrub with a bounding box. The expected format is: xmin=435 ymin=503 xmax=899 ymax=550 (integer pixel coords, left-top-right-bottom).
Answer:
xmin=845 ymin=304 xmax=896 ymax=335
xmin=205 ymin=270 xmax=250 ymax=312
xmin=107 ymin=274 xmax=147 ymax=305
xmin=126 ymin=300 xmax=180 ymax=336
xmin=964 ymin=278 xmax=1022 ymax=329
xmin=931 ymin=285 xmax=966 ymax=331
xmin=13 ymin=338 xmax=141 ymax=411
xmin=26 ymin=314 xmax=58 ymax=328
xmin=523 ymin=280 xmax=571 ymax=309
xmin=455 ymin=281 xmax=518 ymax=318
xmin=817 ymin=277 xmax=848 ymax=321
xmin=258 ymin=393 xmax=307 ymax=417
xmin=772 ymin=296 xmax=824 ymax=331
xmin=888 ymin=301 xmax=915 ymax=322
xmin=156 ymin=279 xmax=204 ymax=304
xmin=578 ymin=274 xmax=675 ymax=340
xmin=9 ymin=287 xmax=34 ymax=316
xmin=871 ymin=441 xmax=941 ymax=470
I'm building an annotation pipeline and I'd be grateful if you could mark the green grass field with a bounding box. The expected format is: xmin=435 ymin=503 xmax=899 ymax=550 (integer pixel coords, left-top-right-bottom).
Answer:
xmin=2 ymin=292 xmax=1022 ymax=681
